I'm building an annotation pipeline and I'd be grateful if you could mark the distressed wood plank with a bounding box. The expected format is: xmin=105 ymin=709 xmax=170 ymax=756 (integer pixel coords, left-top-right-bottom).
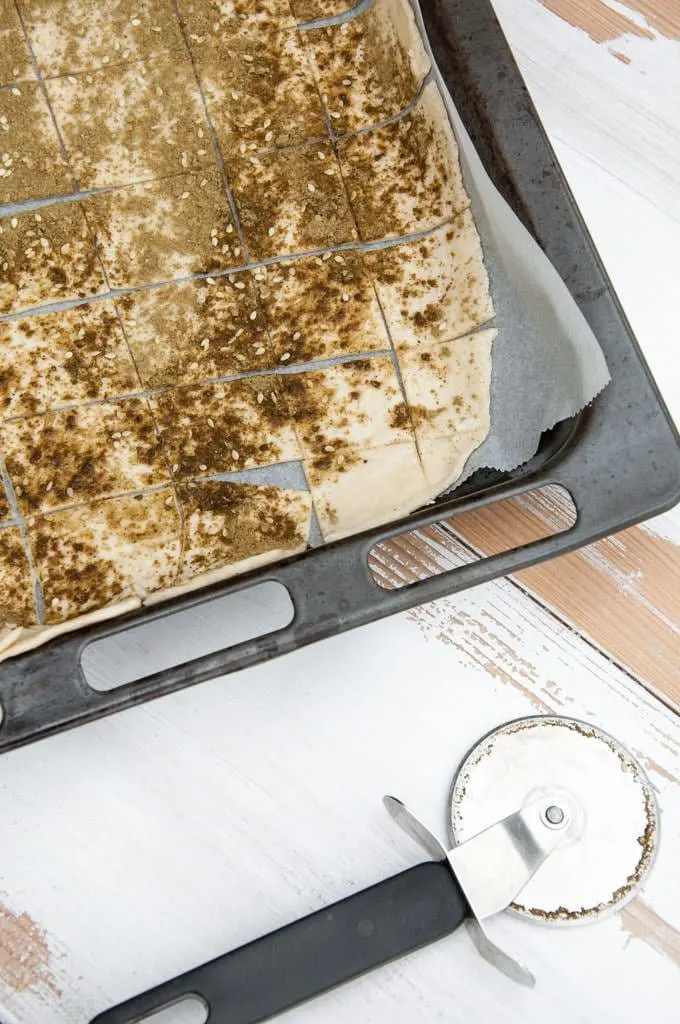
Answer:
xmin=375 ymin=488 xmax=680 ymax=708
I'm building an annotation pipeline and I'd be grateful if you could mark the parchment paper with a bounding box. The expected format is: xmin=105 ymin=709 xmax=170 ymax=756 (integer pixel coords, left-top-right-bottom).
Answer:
xmin=407 ymin=0 xmax=610 ymax=479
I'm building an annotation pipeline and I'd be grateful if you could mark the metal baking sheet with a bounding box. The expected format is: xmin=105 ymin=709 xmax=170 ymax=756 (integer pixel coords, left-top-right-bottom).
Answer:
xmin=0 ymin=0 xmax=677 ymax=753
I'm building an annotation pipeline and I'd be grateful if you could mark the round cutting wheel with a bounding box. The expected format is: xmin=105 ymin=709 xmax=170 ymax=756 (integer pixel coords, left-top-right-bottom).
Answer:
xmin=448 ymin=716 xmax=658 ymax=925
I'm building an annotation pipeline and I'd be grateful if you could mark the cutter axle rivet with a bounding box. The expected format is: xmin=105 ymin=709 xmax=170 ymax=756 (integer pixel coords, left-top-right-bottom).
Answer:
xmin=544 ymin=805 xmax=565 ymax=826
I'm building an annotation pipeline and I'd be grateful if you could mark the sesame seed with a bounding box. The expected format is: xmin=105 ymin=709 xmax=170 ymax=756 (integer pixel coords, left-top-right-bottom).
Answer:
xmin=280 ymin=352 xmax=291 ymax=362
xmin=324 ymin=168 xmax=335 ymax=175
xmin=10 ymin=217 xmax=17 ymax=228
xmin=256 ymin=391 xmax=264 ymax=403
xmin=293 ymin=331 xmax=301 ymax=340
xmin=307 ymin=182 xmax=316 ymax=192
xmin=231 ymin=450 xmax=240 ymax=460
xmin=199 ymin=463 xmax=208 ymax=471
xmin=254 ymin=346 xmax=266 ymax=355
xmin=34 ymin=213 xmax=42 ymax=222
xmin=249 ymin=310 xmax=257 ymax=320
xmin=226 ymin=224 xmax=233 ymax=233
xmin=46 ymin=481 xmax=53 ymax=492
xmin=334 ymin=254 xmax=344 ymax=263
xmin=181 ymin=190 xmax=190 ymax=199
xmin=330 ymin=111 xmax=340 ymax=119
xmin=232 ymin=90 xmax=240 ymax=100
xmin=265 ymin=130 xmax=273 ymax=143
xmin=66 ymin=487 xmax=74 ymax=497
xmin=208 ymin=418 xmax=215 ymax=428
xmin=211 ymin=236 xmax=218 ymax=246
xmin=234 ymin=281 xmax=246 ymax=289
xmin=206 ymin=276 xmax=216 ymax=284
xmin=201 ymin=338 xmax=210 ymax=349
xmin=342 ymin=78 xmax=351 ymax=86
xmin=11 ymin=87 xmax=21 ymax=96
xmin=263 ymin=118 xmax=272 ymax=129
xmin=244 ymin=457 xmax=256 ymax=467
xmin=341 ymin=293 xmax=349 ymax=302
xmin=324 ymin=445 xmax=334 ymax=453
xmin=317 ymin=151 xmax=326 ymax=159
xmin=268 ymin=227 xmax=275 ymax=237
xmin=438 ymin=322 xmax=447 ymax=331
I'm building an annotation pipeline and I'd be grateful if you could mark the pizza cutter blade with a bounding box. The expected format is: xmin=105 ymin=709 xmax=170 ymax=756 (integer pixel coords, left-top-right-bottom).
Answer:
xmin=90 ymin=716 xmax=658 ymax=1024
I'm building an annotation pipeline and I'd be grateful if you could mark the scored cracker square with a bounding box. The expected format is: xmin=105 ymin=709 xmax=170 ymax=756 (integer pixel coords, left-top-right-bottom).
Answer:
xmin=282 ymin=356 xmax=411 ymax=457
xmin=0 ymin=82 xmax=72 ymax=204
xmin=337 ymin=81 xmax=468 ymax=240
xmin=1 ymin=399 xmax=169 ymax=514
xmin=31 ymin=489 xmax=181 ymax=624
xmin=0 ymin=527 xmax=37 ymax=627
xmin=21 ymin=0 xmax=184 ymax=77
xmin=177 ymin=479 xmax=310 ymax=580
xmin=47 ymin=56 xmax=210 ymax=189
xmin=0 ymin=303 xmax=139 ymax=419
xmin=303 ymin=0 xmax=429 ymax=136
xmin=84 ymin=172 xmax=240 ymax=288
xmin=150 ymin=377 xmax=300 ymax=477
xmin=192 ymin=26 xmax=325 ymax=151
xmin=0 ymin=2 xmax=32 ymax=86
xmin=118 ymin=274 xmax=273 ymax=388
xmin=304 ymin=441 xmax=427 ymax=542
xmin=258 ymin=250 xmax=387 ymax=362
xmin=364 ymin=214 xmax=494 ymax=350
xmin=0 ymin=202 xmax=106 ymax=316
xmin=230 ymin=142 xmax=356 ymax=260
xmin=397 ymin=328 xmax=495 ymax=441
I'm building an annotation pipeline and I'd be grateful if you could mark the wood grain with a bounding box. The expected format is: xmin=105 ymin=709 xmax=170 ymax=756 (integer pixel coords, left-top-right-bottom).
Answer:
xmin=375 ymin=487 xmax=680 ymax=709
xmin=538 ymin=0 xmax=653 ymax=42
xmin=538 ymin=1 xmax=680 ymax=41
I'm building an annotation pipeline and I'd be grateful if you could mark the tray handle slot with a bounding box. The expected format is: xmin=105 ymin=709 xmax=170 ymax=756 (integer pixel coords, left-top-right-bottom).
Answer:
xmin=368 ymin=484 xmax=576 ymax=589
xmin=0 ymin=477 xmax=587 ymax=753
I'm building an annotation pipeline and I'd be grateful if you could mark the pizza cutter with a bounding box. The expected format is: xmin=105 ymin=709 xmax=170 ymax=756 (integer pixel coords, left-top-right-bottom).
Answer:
xmin=92 ymin=716 xmax=658 ymax=1023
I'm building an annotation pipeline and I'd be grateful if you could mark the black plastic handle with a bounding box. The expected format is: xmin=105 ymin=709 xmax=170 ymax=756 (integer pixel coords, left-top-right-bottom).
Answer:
xmin=90 ymin=862 xmax=469 ymax=1024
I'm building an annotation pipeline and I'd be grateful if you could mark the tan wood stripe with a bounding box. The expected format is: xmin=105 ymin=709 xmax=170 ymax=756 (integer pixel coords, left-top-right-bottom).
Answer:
xmin=537 ymin=1 xmax=680 ymax=42
xmin=375 ymin=487 xmax=680 ymax=709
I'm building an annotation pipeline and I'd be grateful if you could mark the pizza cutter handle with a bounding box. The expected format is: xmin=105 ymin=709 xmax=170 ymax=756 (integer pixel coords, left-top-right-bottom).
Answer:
xmin=90 ymin=861 xmax=469 ymax=1024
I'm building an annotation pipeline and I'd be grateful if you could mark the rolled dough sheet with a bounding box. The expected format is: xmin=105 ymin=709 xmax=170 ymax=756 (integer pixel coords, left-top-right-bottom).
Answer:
xmin=0 ymin=0 xmax=500 ymax=660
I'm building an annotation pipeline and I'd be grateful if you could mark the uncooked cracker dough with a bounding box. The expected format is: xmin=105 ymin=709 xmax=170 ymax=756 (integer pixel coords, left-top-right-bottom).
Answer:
xmin=0 ymin=0 xmax=495 ymax=661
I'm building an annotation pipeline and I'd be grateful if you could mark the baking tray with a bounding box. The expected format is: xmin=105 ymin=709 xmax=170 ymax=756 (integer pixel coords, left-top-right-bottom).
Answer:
xmin=0 ymin=0 xmax=677 ymax=753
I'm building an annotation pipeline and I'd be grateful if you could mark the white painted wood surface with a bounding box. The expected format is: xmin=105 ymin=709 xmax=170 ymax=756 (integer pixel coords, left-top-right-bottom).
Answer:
xmin=0 ymin=2 xmax=679 ymax=1022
